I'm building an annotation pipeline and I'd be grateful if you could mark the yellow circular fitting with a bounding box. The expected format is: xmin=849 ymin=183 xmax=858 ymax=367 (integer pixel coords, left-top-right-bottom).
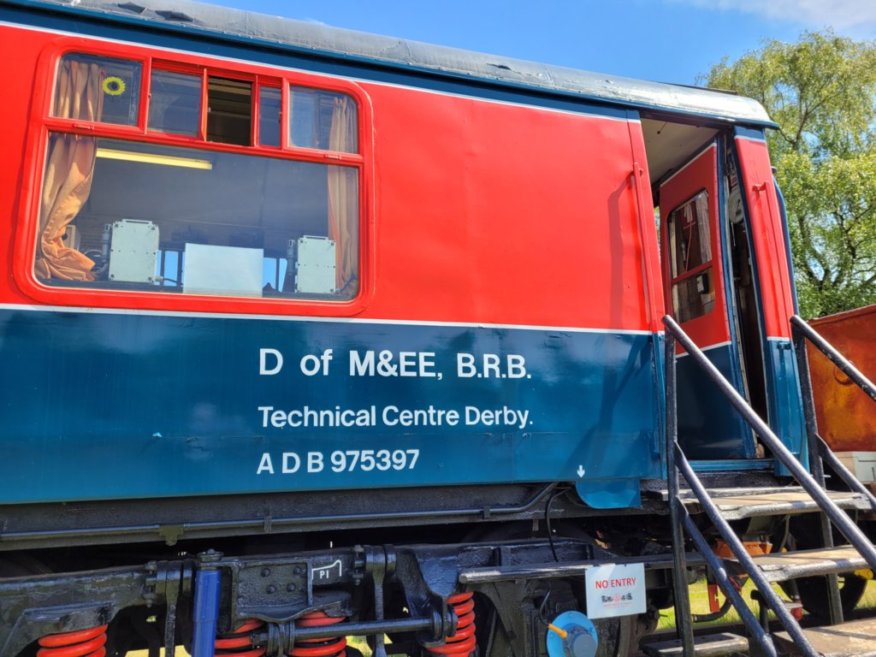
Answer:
xmin=102 ymin=76 xmax=126 ymax=96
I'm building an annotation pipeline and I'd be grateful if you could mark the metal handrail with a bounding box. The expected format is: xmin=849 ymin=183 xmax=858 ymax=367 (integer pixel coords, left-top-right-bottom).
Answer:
xmin=663 ymin=315 xmax=876 ymax=571
xmin=676 ymin=445 xmax=810 ymax=657
xmin=677 ymin=450 xmax=780 ymax=657
xmin=662 ymin=314 xmax=876 ymax=657
xmin=664 ymin=327 xmax=782 ymax=657
xmin=664 ymin=331 xmax=694 ymax=656
xmin=791 ymin=314 xmax=876 ymax=402
xmin=680 ymin=509 xmax=777 ymax=656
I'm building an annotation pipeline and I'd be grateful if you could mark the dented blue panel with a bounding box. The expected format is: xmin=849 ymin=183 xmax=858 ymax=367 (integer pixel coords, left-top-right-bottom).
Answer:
xmin=764 ymin=338 xmax=808 ymax=474
xmin=0 ymin=308 xmax=662 ymax=506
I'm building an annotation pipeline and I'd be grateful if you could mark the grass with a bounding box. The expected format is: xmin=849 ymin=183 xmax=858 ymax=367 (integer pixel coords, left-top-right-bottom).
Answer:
xmin=657 ymin=577 xmax=876 ymax=631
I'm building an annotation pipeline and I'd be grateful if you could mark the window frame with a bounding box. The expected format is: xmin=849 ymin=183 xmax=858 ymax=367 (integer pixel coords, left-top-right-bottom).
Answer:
xmin=17 ymin=40 xmax=373 ymax=317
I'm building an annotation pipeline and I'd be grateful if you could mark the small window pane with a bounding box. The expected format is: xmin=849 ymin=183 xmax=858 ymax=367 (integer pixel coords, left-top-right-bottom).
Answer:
xmin=289 ymin=87 xmax=358 ymax=152
xmin=207 ymin=76 xmax=252 ymax=146
xmin=668 ymin=190 xmax=711 ymax=278
xmin=53 ymin=54 xmax=141 ymax=125
xmin=259 ymin=86 xmax=281 ymax=147
xmin=672 ymin=274 xmax=715 ymax=323
xmin=148 ymin=70 xmax=201 ymax=136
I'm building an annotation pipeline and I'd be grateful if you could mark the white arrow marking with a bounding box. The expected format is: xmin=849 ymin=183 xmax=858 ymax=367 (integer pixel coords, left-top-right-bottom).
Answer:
xmin=577 ymin=465 xmax=586 ymax=478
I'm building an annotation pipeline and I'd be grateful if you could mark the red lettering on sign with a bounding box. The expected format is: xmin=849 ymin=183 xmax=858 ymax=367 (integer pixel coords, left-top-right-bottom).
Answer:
xmin=607 ymin=577 xmax=637 ymax=587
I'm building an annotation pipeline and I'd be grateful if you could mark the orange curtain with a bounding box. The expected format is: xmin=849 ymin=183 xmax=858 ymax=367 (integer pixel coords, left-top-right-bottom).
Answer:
xmin=327 ymin=96 xmax=359 ymax=293
xmin=35 ymin=58 xmax=103 ymax=281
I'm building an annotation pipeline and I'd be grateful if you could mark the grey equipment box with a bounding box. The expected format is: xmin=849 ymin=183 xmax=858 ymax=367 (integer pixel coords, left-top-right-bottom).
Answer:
xmin=295 ymin=236 xmax=337 ymax=294
xmin=108 ymin=219 xmax=159 ymax=284
xmin=183 ymin=243 xmax=264 ymax=297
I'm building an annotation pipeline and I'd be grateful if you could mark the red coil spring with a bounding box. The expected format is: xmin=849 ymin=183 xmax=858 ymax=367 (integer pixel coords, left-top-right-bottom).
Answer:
xmin=288 ymin=611 xmax=347 ymax=657
xmin=215 ymin=619 xmax=266 ymax=657
xmin=428 ymin=592 xmax=476 ymax=657
xmin=37 ymin=625 xmax=108 ymax=657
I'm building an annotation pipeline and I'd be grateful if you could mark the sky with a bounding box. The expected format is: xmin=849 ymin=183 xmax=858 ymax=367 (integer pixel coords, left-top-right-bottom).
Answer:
xmin=205 ymin=0 xmax=876 ymax=85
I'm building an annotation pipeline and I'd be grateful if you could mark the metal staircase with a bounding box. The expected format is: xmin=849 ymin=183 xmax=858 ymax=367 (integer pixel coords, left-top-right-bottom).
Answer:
xmin=642 ymin=314 xmax=876 ymax=657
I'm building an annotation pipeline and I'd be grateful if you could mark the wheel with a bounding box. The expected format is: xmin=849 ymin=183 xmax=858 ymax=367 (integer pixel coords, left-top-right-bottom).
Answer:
xmin=461 ymin=521 xmax=648 ymax=656
xmin=786 ymin=514 xmax=868 ymax=620
xmin=795 ymin=572 xmax=868 ymax=620
xmin=593 ymin=616 xmax=636 ymax=657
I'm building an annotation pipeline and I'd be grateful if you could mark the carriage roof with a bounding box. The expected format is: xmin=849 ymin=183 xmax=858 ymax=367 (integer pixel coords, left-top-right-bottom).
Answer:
xmin=13 ymin=0 xmax=773 ymax=127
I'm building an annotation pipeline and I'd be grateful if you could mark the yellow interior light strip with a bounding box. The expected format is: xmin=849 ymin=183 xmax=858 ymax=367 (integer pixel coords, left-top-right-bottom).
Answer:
xmin=96 ymin=147 xmax=213 ymax=170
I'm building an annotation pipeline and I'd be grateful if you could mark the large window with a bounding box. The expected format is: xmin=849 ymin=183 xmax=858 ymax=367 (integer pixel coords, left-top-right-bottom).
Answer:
xmin=666 ymin=190 xmax=715 ymax=322
xmin=35 ymin=52 xmax=362 ymax=301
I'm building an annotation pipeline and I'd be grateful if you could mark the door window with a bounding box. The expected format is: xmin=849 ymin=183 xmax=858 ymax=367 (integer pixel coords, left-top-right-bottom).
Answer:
xmin=667 ymin=190 xmax=715 ymax=322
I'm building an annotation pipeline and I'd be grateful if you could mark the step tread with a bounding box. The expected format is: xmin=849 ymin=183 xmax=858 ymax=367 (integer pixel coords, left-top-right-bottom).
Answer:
xmin=773 ymin=617 xmax=876 ymax=656
xmin=736 ymin=545 xmax=866 ymax=582
xmin=708 ymin=490 xmax=868 ymax=520
xmin=654 ymin=485 xmax=804 ymax=501
xmin=640 ymin=632 xmax=748 ymax=657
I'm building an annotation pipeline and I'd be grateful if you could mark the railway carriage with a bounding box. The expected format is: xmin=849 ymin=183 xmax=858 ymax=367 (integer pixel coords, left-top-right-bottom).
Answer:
xmin=1 ymin=2 xmax=875 ymax=656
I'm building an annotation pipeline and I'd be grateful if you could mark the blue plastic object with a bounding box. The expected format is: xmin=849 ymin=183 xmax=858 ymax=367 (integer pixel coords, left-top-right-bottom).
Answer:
xmin=192 ymin=566 xmax=222 ymax=657
xmin=545 ymin=611 xmax=598 ymax=657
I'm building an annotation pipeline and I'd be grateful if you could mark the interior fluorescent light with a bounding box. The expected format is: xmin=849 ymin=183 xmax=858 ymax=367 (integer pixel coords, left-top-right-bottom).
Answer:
xmin=96 ymin=147 xmax=213 ymax=170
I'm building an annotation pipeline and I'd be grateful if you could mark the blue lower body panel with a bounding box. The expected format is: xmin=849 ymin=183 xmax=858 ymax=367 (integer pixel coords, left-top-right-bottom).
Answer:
xmin=764 ymin=338 xmax=808 ymax=475
xmin=676 ymin=340 xmax=806 ymax=471
xmin=0 ymin=308 xmax=662 ymax=506
xmin=675 ymin=344 xmax=753 ymax=460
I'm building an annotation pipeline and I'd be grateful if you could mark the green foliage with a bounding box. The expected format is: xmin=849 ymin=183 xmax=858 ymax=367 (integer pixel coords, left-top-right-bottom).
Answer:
xmin=702 ymin=32 xmax=876 ymax=318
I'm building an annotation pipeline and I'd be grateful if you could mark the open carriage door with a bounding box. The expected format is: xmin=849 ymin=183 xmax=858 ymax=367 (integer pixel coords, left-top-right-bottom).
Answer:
xmin=660 ymin=143 xmax=758 ymax=462
xmin=733 ymin=130 xmax=807 ymax=469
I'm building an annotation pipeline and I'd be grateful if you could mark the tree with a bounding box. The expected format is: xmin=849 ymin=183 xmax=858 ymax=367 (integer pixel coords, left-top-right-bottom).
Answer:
xmin=701 ymin=32 xmax=876 ymax=318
